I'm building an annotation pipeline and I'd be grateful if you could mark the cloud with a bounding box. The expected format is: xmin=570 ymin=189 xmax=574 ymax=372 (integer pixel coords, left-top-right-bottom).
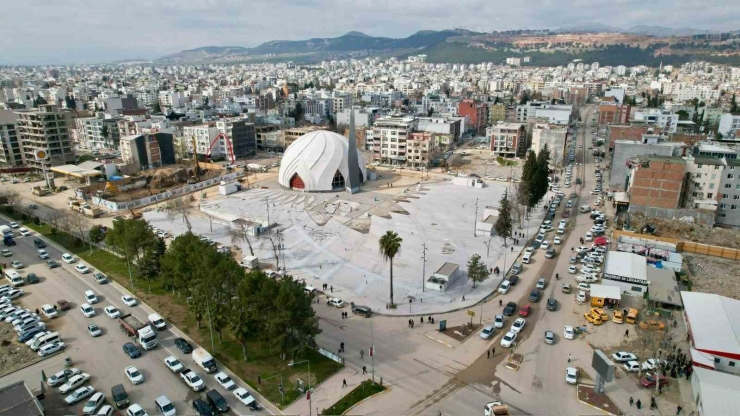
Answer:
xmin=0 ymin=0 xmax=737 ymax=64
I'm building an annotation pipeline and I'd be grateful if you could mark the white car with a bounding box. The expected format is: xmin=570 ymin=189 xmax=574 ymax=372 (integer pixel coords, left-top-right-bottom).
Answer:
xmin=87 ymin=323 xmax=102 ymax=337
xmin=48 ymin=367 xmax=81 ymax=387
xmin=480 ymin=325 xmax=496 ymax=340
xmin=125 ymin=365 xmax=144 ymax=384
xmin=10 ymin=261 xmax=23 ymax=268
xmin=64 ymin=386 xmax=95 ymax=405
xmin=59 ymin=373 xmax=91 ymax=394
xmin=611 ymin=351 xmax=638 ymax=362
xmin=584 ymin=232 xmax=593 ymax=241
xmin=121 ymin=295 xmax=137 ymax=307
xmin=18 ymin=227 xmax=31 ymax=236
xmin=510 ymin=318 xmax=526 ymax=333
xmin=327 ymin=298 xmax=344 ymax=308
xmin=524 ymin=247 xmax=535 ymax=255
xmin=623 ymin=361 xmax=641 ymax=372
xmin=97 ymin=405 xmax=114 ymax=416
xmin=642 ymin=358 xmax=666 ymax=371
xmin=82 ymin=391 xmax=106 ymax=415
xmin=576 ymin=291 xmax=587 ymax=303
xmin=126 ymin=404 xmax=147 ymax=416
xmin=38 ymin=249 xmax=49 ymax=259
xmin=84 ymin=290 xmax=99 ymax=304
xmin=568 ymin=265 xmax=578 ymax=274
xmin=577 ymin=283 xmax=591 ymax=292
xmin=8 ymin=222 xmax=19 ymax=228
xmin=26 ymin=331 xmax=50 ymax=347
xmin=563 ymin=326 xmax=574 ymax=340
xmin=75 ymin=264 xmax=91 ymax=274
xmin=80 ymin=303 xmax=95 ymax=318
xmin=38 ymin=341 xmax=66 ymax=356
xmin=494 ymin=314 xmax=505 ymax=328
xmin=104 ymin=306 xmax=120 ymax=318
xmin=553 ymin=236 xmax=562 ymax=245
xmin=40 ymin=305 xmax=57 ymax=319
xmin=62 ymin=253 xmax=76 ymax=264
xmin=541 ymin=241 xmax=550 ymax=250
xmin=576 ymin=275 xmax=598 ymax=284
xmin=582 ymin=265 xmax=601 ymax=274
xmin=215 ymin=372 xmax=236 ymax=390
xmin=1 ymin=249 xmax=11 ymax=257
xmin=164 ymin=356 xmax=184 ymax=373
xmin=501 ymin=331 xmax=517 ymax=347
xmin=576 ymin=246 xmax=589 ymax=253
xmin=565 ymin=367 xmax=578 ymax=384
xmin=234 ymin=387 xmax=256 ymax=406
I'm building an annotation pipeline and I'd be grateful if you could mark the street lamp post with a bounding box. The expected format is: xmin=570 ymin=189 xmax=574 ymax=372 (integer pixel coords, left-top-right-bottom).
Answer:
xmin=291 ymin=360 xmax=311 ymax=416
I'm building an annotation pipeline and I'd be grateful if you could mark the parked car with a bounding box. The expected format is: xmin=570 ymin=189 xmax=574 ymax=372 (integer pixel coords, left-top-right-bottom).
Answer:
xmin=503 ymin=302 xmax=517 ymax=316
xmin=480 ymin=325 xmax=496 ymax=340
xmin=611 ymin=352 xmax=638 ymax=362
xmin=64 ymin=386 xmax=95 ymax=405
xmin=565 ymin=367 xmax=578 ymax=385
xmin=500 ymin=331 xmax=517 ymax=347
xmin=623 ymin=361 xmax=641 ymax=372
xmin=640 ymin=374 xmax=669 ymax=388
xmin=544 ymin=330 xmax=555 ymax=345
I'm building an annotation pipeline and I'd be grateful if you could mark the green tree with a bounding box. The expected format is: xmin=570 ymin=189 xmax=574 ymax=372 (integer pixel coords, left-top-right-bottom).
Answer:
xmin=378 ymin=231 xmax=402 ymax=307
xmin=265 ymin=279 xmax=322 ymax=360
xmin=89 ymin=225 xmax=106 ymax=243
xmin=152 ymin=102 xmax=162 ymax=113
xmin=731 ymin=93 xmax=739 ymax=113
xmin=159 ymin=232 xmax=206 ymax=295
xmin=676 ymin=110 xmax=690 ymax=120
xmin=466 ymin=254 xmax=490 ymax=288
xmin=136 ymin=237 xmax=166 ymax=292
xmin=495 ymin=190 xmax=513 ymax=246
xmin=101 ymin=125 xmax=109 ymax=141
xmin=230 ymin=271 xmax=265 ymax=361
xmin=533 ymin=144 xmax=551 ymax=204
xmin=519 ymin=150 xmax=538 ymax=213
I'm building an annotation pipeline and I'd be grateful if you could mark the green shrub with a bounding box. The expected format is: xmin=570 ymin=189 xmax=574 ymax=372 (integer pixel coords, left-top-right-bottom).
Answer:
xmin=51 ymin=228 xmax=57 ymax=234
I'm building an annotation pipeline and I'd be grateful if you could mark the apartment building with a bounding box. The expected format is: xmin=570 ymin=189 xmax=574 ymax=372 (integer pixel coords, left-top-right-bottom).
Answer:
xmin=406 ymin=132 xmax=435 ymax=168
xmin=369 ymin=116 xmax=417 ymax=165
xmin=117 ymin=116 xmax=151 ymax=137
xmin=718 ymin=113 xmax=740 ymax=140
xmin=684 ymin=157 xmax=726 ymax=203
xmin=627 ymin=156 xmax=686 ymax=216
xmin=598 ymin=101 xmax=631 ymax=125
xmin=255 ymin=124 xmax=281 ymax=151
xmin=457 ymin=99 xmax=487 ymax=135
xmin=633 ymin=109 xmax=680 ymax=134
xmin=283 ymin=126 xmax=324 ymax=149
xmin=216 ymin=118 xmax=256 ymax=160
xmin=516 ymin=101 xmax=573 ymax=125
xmin=610 ymin=140 xmax=683 ymax=188
xmin=717 ymin=159 xmax=740 ymax=228
xmin=183 ymin=124 xmax=219 ymax=158
xmin=14 ymin=104 xmax=75 ymax=169
xmin=0 ymin=110 xmax=22 ymax=167
xmin=415 ymin=117 xmax=462 ymax=143
xmin=76 ymin=114 xmax=122 ymax=149
xmin=331 ymin=94 xmax=351 ymax=115
xmin=488 ymin=123 xmax=526 ymax=158
xmin=489 ymin=103 xmax=506 ymax=125
xmin=158 ymin=91 xmax=185 ymax=109
xmin=120 ymin=132 xmax=175 ymax=171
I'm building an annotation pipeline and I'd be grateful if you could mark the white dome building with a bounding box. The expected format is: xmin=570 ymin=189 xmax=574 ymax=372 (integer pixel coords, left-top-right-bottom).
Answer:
xmin=278 ymin=130 xmax=367 ymax=192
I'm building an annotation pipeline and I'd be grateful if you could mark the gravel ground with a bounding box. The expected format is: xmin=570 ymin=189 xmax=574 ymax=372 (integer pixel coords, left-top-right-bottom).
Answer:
xmin=0 ymin=322 xmax=42 ymax=377
xmin=684 ymin=253 xmax=740 ymax=299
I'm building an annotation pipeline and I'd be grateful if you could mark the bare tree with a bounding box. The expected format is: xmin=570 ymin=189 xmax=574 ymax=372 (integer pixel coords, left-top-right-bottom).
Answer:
xmin=47 ymin=210 xmax=71 ymax=231
xmin=509 ymin=185 xmax=526 ymax=228
xmin=264 ymin=228 xmax=283 ymax=270
xmin=0 ymin=188 xmax=22 ymax=212
xmin=165 ymin=196 xmax=192 ymax=231
xmin=66 ymin=211 xmax=92 ymax=248
xmin=229 ymin=219 xmax=255 ymax=256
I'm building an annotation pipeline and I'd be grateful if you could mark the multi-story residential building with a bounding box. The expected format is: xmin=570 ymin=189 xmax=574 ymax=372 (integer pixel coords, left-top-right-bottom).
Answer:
xmin=488 ymin=123 xmax=526 ymax=158
xmin=76 ymin=114 xmax=122 ymax=149
xmin=183 ymin=124 xmax=219 ymax=159
xmin=117 ymin=116 xmax=151 ymax=137
xmin=255 ymin=124 xmax=281 ymax=151
xmin=633 ymin=109 xmax=680 ymax=134
xmin=610 ymin=139 xmax=684 ymax=188
xmin=216 ymin=119 xmax=256 ymax=160
xmin=718 ymin=113 xmax=740 ymax=140
xmin=0 ymin=110 xmax=22 ymax=167
xmin=406 ymin=132 xmax=435 ymax=168
xmin=598 ymin=100 xmax=631 ymax=125
xmin=516 ymin=101 xmax=573 ymax=125
xmin=684 ymin=157 xmax=726 ymax=203
xmin=489 ymin=103 xmax=506 ymax=125
xmin=717 ymin=159 xmax=740 ymax=228
xmin=105 ymin=94 xmax=138 ymax=116
xmin=15 ymin=104 xmax=76 ymax=169
xmin=120 ymin=132 xmax=175 ymax=171
xmin=692 ymin=143 xmax=739 ymax=160
xmin=158 ymin=91 xmax=185 ymax=109
xmin=369 ymin=116 xmax=417 ymax=165
xmin=283 ymin=126 xmax=325 ymax=149
xmin=331 ymin=94 xmax=351 ymax=115
xmin=415 ymin=117 xmax=462 ymax=142
xmin=457 ymin=99 xmax=487 ymax=135
xmin=627 ymin=156 xmax=687 ymax=218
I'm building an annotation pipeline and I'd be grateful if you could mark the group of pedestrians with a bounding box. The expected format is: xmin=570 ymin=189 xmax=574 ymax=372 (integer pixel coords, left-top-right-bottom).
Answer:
xmin=408 ymin=315 xmax=435 ymax=328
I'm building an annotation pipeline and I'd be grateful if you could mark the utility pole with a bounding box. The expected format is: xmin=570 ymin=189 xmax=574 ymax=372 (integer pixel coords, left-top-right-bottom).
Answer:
xmin=473 ymin=198 xmax=478 ymax=237
xmin=265 ymin=197 xmax=270 ymax=227
xmin=421 ymin=243 xmax=427 ymax=292
xmin=371 ymin=319 xmax=375 ymax=383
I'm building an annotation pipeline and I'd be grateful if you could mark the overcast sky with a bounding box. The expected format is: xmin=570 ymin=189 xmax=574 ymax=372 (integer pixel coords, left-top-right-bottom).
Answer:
xmin=1 ymin=0 xmax=738 ymax=65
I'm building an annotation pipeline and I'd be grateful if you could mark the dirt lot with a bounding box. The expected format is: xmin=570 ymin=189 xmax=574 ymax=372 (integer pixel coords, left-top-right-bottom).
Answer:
xmin=684 ymin=253 xmax=740 ymax=299
xmin=0 ymin=322 xmax=43 ymax=377
xmin=630 ymin=213 xmax=740 ymax=248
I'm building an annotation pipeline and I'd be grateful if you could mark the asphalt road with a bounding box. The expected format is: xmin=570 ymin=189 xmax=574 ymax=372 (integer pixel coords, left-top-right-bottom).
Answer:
xmin=0 ymin=220 xmax=277 ymax=416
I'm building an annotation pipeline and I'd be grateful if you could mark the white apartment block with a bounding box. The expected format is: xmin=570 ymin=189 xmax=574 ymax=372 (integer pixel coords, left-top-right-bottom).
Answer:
xmin=369 ymin=116 xmax=417 ymax=165
xmin=183 ymin=124 xmax=220 ymax=158
xmin=718 ymin=113 xmax=740 ymax=140
xmin=684 ymin=156 xmax=726 ymax=202
xmin=633 ymin=109 xmax=680 ymax=134
xmin=158 ymin=91 xmax=185 ymax=109
xmin=331 ymin=94 xmax=351 ymax=115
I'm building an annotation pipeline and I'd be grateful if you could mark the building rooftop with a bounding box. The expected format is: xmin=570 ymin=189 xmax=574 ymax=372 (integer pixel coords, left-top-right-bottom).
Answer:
xmin=604 ymin=251 xmax=647 ymax=281
xmin=692 ymin=366 xmax=740 ymax=415
xmin=0 ymin=381 xmax=43 ymax=416
xmin=681 ymin=291 xmax=740 ymax=357
xmin=435 ymin=262 xmax=459 ymax=277
xmin=692 ymin=157 xmax=726 ymax=166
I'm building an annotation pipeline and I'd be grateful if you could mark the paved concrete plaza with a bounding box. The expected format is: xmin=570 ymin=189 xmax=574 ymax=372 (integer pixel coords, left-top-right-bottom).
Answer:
xmin=145 ymin=178 xmax=544 ymax=315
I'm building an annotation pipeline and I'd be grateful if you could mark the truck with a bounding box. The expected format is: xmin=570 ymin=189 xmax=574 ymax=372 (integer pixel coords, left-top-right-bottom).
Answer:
xmin=0 ymin=225 xmax=13 ymax=238
xmin=192 ymin=347 xmax=218 ymax=374
xmin=68 ymin=199 xmax=103 ymax=218
xmin=484 ymin=401 xmax=511 ymax=416
xmin=118 ymin=313 xmax=158 ymax=350
xmin=246 ymin=163 xmax=268 ymax=173
xmin=31 ymin=186 xmax=49 ymax=197
xmin=3 ymin=235 xmax=15 ymax=246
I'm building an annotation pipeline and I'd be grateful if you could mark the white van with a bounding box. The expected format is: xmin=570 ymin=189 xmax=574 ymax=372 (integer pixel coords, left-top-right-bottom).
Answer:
xmin=579 ymin=205 xmax=591 ymax=213
xmin=148 ymin=313 xmax=166 ymax=330
xmin=557 ymin=224 xmax=566 ymax=235
xmin=31 ymin=331 xmax=60 ymax=351
xmin=522 ymin=253 xmax=532 ymax=264
xmin=192 ymin=347 xmax=218 ymax=373
xmin=4 ymin=270 xmax=23 ymax=287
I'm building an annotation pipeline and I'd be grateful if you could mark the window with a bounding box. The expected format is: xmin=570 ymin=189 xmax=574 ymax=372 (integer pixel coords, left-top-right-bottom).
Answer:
xmin=698 ymin=164 xmax=703 ymax=168
xmin=731 ymin=361 xmax=737 ymax=367
xmin=729 ymin=174 xmax=735 ymax=179
xmin=715 ymin=357 xmax=721 ymax=364
xmin=712 ymin=174 xmax=717 ymax=180
xmin=708 ymin=193 xmax=713 ymax=198
xmin=720 ymin=203 xmax=727 ymax=209
xmin=710 ymin=183 xmax=715 ymax=189
xmin=715 ymin=165 xmax=720 ymax=170
xmin=631 ymin=286 xmax=643 ymax=293
xmin=727 ymin=184 xmax=733 ymax=189
xmin=719 ymin=213 xmax=726 ymax=218
xmin=695 ymin=173 xmax=702 ymax=178
xmin=733 ymin=205 xmax=739 ymax=210
xmin=723 ymin=194 xmax=729 ymax=199
xmin=736 ymin=195 xmax=740 ymax=200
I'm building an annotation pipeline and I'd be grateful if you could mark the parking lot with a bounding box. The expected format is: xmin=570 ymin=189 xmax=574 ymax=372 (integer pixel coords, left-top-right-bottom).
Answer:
xmin=0 ymin=219 xmax=275 ymax=415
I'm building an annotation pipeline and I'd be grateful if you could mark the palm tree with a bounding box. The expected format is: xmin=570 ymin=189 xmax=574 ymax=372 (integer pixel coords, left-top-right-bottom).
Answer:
xmin=378 ymin=231 xmax=403 ymax=307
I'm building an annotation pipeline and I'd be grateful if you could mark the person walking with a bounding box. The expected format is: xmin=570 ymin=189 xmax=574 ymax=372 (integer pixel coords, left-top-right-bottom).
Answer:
xmin=342 ymin=379 xmax=347 ymax=388
xmin=629 ymin=397 xmax=634 ymax=407
xmin=567 ymin=354 xmax=572 ymax=362
xmin=625 ymin=329 xmax=629 ymax=337
xmin=676 ymin=405 xmax=683 ymax=415
xmin=362 ymin=365 xmax=367 ymax=374
xmin=487 ymin=350 xmax=490 ymax=359
xmin=330 ymin=286 xmax=333 ymax=293
xmin=636 ymin=399 xmax=642 ymax=410
xmin=420 ymin=316 xmax=424 ymax=324
xmin=360 ymin=349 xmax=364 ymax=359
xmin=491 ymin=347 xmax=496 ymax=356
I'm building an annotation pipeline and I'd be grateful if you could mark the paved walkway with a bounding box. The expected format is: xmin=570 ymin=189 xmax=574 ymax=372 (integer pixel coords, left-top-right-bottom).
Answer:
xmin=284 ymin=366 xmax=368 ymax=416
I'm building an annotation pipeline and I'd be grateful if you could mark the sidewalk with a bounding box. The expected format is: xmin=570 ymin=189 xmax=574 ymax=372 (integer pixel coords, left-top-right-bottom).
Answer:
xmin=284 ymin=366 xmax=368 ymax=416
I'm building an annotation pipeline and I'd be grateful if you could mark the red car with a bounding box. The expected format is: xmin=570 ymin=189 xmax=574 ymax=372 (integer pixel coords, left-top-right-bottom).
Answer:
xmin=57 ymin=299 xmax=71 ymax=311
xmin=640 ymin=374 xmax=669 ymax=388
xmin=519 ymin=305 xmax=532 ymax=317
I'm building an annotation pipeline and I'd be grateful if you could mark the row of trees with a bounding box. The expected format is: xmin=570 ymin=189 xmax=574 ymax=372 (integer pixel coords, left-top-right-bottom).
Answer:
xmin=518 ymin=144 xmax=551 ymax=215
xmin=105 ymin=217 xmax=320 ymax=361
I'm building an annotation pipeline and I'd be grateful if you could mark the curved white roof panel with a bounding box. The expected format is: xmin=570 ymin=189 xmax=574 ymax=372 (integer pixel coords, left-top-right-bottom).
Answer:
xmin=278 ymin=130 xmax=366 ymax=192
